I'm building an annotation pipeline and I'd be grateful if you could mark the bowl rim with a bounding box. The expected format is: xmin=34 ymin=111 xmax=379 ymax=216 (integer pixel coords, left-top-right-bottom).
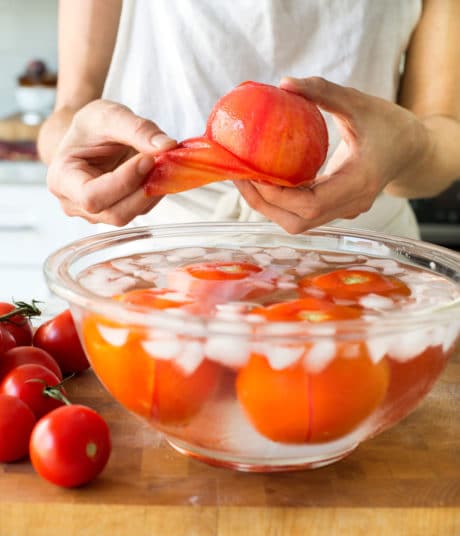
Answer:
xmin=43 ymin=222 xmax=460 ymax=339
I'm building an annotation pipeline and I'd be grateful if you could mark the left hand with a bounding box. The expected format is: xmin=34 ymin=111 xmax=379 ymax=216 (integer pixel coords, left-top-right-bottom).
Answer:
xmin=235 ymin=76 xmax=430 ymax=234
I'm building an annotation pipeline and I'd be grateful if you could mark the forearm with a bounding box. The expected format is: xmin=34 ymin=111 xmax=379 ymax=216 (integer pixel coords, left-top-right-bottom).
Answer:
xmin=38 ymin=0 xmax=122 ymax=165
xmin=385 ymin=114 xmax=460 ymax=199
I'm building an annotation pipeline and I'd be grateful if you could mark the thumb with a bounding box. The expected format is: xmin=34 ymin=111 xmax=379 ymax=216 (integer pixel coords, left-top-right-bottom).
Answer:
xmin=280 ymin=76 xmax=359 ymax=118
xmin=77 ymin=100 xmax=178 ymax=154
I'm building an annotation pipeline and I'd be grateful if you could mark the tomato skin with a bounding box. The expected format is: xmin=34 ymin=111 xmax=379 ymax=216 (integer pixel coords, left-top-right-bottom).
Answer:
xmin=237 ymin=297 xmax=388 ymax=443
xmin=116 ymin=288 xmax=192 ymax=310
xmin=168 ymin=261 xmax=272 ymax=304
xmin=0 ymin=326 xmax=16 ymax=356
xmin=0 ymin=346 xmax=62 ymax=382
xmin=0 ymin=302 xmax=33 ymax=346
xmin=236 ymin=350 xmax=389 ymax=443
xmin=183 ymin=262 xmax=262 ymax=281
xmin=151 ymin=358 xmax=221 ymax=424
xmin=0 ymin=364 xmax=65 ymax=419
xmin=299 ymin=269 xmax=410 ymax=302
xmin=29 ymin=405 xmax=111 ymax=488
xmin=251 ymin=297 xmax=361 ymax=322
xmin=33 ymin=309 xmax=90 ymax=374
xmin=0 ymin=394 xmax=36 ymax=462
xmin=83 ymin=288 xmax=222 ymax=423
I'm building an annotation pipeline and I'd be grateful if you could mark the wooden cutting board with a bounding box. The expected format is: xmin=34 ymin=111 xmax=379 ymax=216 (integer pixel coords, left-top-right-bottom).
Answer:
xmin=1 ymin=351 xmax=459 ymax=536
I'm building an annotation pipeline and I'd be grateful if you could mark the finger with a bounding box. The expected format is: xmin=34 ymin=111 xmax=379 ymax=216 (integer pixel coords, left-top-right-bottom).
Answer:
xmin=98 ymin=187 xmax=162 ymax=227
xmin=71 ymin=100 xmax=177 ymax=154
xmin=254 ymin=170 xmax=376 ymax=221
xmin=239 ymin=162 xmax=376 ymax=230
xmin=253 ymin=170 xmax=374 ymax=223
xmin=280 ymin=76 xmax=365 ymax=120
xmin=61 ymin=183 xmax=161 ymax=226
xmin=58 ymin=153 xmax=157 ymax=214
xmin=235 ymin=181 xmax=308 ymax=234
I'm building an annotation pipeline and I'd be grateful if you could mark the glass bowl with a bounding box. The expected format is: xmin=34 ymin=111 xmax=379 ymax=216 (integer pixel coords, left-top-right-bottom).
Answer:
xmin=44 ymin=223 xmax=460 ymax=472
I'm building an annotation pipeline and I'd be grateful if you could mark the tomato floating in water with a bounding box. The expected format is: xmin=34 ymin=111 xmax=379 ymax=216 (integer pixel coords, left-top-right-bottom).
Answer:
xmin=236 ymin=297 xmax=389 ymax=443
xmin=182 ymin=262 xmax=262 ymax=281
xmin=378 ymin=344 xmax=449 ymax=431
xmin=250 ymin=296 xmax=361 ymax=322
xmin=82 ymin=314 xmax=155 ymax=418
xmin=82 ymin=288 xmax=221 ymax=423
xmin=299 ymin=268 xmax=410 ymax=302
xmin=168 ymin=261 xmax=272 ymax=304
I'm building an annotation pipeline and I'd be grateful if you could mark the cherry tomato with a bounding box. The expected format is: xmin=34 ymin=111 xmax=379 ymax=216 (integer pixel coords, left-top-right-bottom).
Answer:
xmin=0 ymin=364 xmax=66 ymax=419
xmin=0 ymin=325 xmax=16 ymax=356
xmin=0 ymin=346 xmax=62 ymax=382
xmin=299 ymin=268 xmax=410 ymax=301
xmin=168 ymin=261 xmax=272 ymax=304
xmin=29 ymin=404 xmax=111 ymax=488
xmin=0 ymin=301 xmax=37 ymax=346
xmin=0 ymin=393 xmax=36 ymax=462
xmin=33 ymin=309 xmax=90 ymax=374
xmin=236 ymin=297 xmax=389 ymax=443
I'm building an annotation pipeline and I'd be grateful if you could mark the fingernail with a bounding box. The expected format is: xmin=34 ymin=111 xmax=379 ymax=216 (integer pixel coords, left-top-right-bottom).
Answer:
xmin=137 ymin=156 xmax=155 ymax=175
xmin=151 ymin=133 xmax=176 ymax=149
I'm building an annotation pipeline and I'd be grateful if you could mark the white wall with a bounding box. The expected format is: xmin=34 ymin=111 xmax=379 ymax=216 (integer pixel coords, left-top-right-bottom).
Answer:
xmin=0 ymin=0 xmax=58 ymax=118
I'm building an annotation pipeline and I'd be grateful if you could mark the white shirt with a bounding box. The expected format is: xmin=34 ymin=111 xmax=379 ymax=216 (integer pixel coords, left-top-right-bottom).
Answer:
xmin=104 ymin=0 xmax=422 ymax=238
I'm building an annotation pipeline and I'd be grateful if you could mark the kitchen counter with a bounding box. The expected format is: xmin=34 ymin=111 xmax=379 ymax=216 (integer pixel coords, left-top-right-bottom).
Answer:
xmin=0 ymin=161 xmax=94 ymax=301
xmin=1 ymin=351 xmax=459 ymax=536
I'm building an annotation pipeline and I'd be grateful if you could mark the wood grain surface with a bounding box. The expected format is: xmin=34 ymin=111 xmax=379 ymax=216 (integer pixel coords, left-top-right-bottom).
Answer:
xmin=1 ymin=350 xmax=459 ymax=536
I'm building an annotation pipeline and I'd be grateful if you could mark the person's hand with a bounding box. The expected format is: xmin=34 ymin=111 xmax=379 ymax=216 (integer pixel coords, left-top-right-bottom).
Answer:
xmin=46 ymin=99 xmax=177 ymax=226
xmin=235 ymin=76 xmax=430 ymax=234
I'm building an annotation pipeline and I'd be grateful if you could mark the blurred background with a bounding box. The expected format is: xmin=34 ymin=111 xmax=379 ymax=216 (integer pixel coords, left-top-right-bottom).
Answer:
xmin=0 ymin=0 xmax=92 ymax=303
xmin=0 ymin=0 xmax=458 ymax=303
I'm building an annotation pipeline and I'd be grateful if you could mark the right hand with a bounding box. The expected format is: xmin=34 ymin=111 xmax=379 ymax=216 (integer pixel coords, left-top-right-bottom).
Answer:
xmin=46 ymin=99 xmax=177 ymax=226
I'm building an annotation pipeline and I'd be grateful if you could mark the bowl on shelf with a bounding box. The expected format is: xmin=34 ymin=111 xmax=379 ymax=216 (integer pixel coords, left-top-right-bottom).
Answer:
xmin=44 ymin=223 xmax=460 ymax=472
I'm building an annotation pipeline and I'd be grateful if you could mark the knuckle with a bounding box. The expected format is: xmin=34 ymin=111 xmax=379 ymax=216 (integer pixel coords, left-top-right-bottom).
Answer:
xmin=79 ymin=99 xmax=131 ymax=129
xmin=282 ymin=219 xmax=306 ymax=235
xmin=306 ymin=76 xmax=327 ymax=93
xmin=107 ymin=213 xmax=132 ymax=227
xmin=302 ymin=204 xmax=321 ymax=220
xmin=357 ymin=197 xmax=373 ymax=214
xmin=258 ymin=186 xmax=278 ymax=204
xmin=132 ymin=116 xmax=156 ymax=140
xmin=79 ymin=192 xmax=101 ymax=214
xmin=241 ymin=191 xmax=261 ymax=211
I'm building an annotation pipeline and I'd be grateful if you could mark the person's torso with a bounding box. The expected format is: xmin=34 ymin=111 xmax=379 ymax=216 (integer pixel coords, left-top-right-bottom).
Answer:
xmin=103 ymin=0 xmax=422 ymax=237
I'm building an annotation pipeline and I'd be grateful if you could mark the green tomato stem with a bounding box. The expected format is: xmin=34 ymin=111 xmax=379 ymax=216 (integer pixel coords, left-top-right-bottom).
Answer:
xmin=0 ymin=299 xmax=42 ymax=324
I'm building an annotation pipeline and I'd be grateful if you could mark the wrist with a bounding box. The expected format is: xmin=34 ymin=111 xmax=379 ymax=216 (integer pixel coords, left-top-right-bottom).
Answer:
xmin=37 ymin=107 xmax=78 ymax=164
xmin=385 ymin=114 xmax=459 ymax=199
